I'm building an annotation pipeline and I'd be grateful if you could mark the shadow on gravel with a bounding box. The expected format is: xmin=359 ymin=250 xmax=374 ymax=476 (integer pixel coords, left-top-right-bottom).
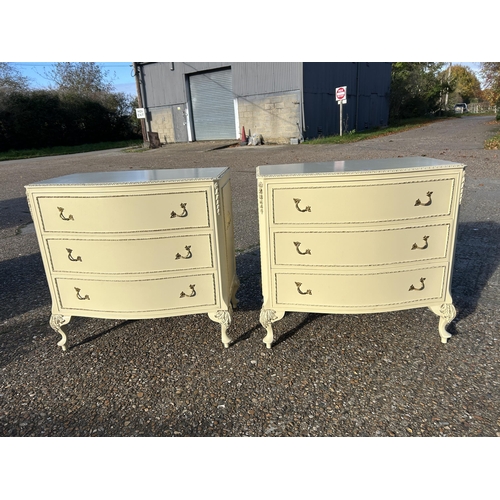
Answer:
xmin=452 ymin=221 xmax=500 ymax=323
xmin=69 ymin=320 xmax=135 ymax=349
xmin=234 ymin=248 xmax=262 ymax=311
xmin=271 ymin=313 xmax=323 ymax=348
xmin=0 ymin=253 xmax=50 ymax=322
xmin=0 ymin=197 xmax=32 ymax=230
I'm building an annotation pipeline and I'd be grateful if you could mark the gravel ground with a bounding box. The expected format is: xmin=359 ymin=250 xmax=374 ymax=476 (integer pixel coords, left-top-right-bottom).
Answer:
xmin=1 ymin=115 xmax=499 ymax=438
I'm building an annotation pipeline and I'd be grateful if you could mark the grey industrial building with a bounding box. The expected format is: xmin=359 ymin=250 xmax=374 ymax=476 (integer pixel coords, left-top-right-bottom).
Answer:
xmin=134 ymin=62 xmax=392 ymax=145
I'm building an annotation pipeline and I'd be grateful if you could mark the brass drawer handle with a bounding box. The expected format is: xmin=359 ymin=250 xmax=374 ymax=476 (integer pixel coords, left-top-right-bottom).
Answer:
xmin=294 ymin=241 xmax=311 ymax=255
xmin=411 ymin=236 xmax=429 ymax=250
xmin=409 ymin=277 xmax=426 ymax=291
xmin=74 ymin=287 xmax=90 ymax=300
xmin=295 ymin=281 xmax=312 ymax=295
xmin=175 ymin=245 xmax=192 ymax=260
xmin=66 ymin=248 xmax=82 ymax=262
xmin=293 ymin=198 xmax=311 ymax=213
xmin=180 ymin=284 xmax=196 ymax=298
xmin=58 ymin=207 xmax=74 ymax=221
xmin=414 ymin=191 xmax=433 ymax=207
xmin=171 ymin=202 xmax=188 ymax=218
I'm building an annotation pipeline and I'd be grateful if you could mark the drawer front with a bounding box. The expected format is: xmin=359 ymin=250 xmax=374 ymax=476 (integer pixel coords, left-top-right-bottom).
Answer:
xmin=36 ymin=190 xmax=211 ymax=233
xmin=54 ymin=273 xmax=217 ymax=313
xmin=46 ymin=234 xmax=214 ymax=274
xmin=273 ymin=267 xmax=446 ymax=309
xmin=271 ymin=178 xmax=455 ymax=225
xmin=273 ymin=224 xmax=450 ymax=267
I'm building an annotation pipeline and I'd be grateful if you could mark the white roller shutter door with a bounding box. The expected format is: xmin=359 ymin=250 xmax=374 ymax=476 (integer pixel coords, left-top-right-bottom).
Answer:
xmin=189 ymin=69 xmax=236 ymax=140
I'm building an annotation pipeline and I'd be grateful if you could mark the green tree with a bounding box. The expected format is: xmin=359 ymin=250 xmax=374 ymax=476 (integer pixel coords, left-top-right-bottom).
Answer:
xmin=0 ymin=62 xmax=140 ymax=151
xmin=480 ymin=62 xmax=500 ymax=106
xmin=0 ymin=62 xmax=31 ymax=93
xmin=0 ymin=90 xmax=64 ymax=150
xmin=446 ymin=64 xmax=481 ymax=104
xmin=42 ymin=62 xmax=136 ymax=127
xmin=44 ymin=62 xmax=139 ymax=142
xmin=42 ymin=62 xmax=115 ymax=96
xmin=128 ymin=96 xmax=142 ymax=136
xmin=389 ymin=62 xmax=453 ymax=120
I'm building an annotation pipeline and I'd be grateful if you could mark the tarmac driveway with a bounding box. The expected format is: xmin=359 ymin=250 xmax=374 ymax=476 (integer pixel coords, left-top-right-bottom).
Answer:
xmin=0 ymin=115 xmax=499 ymax=437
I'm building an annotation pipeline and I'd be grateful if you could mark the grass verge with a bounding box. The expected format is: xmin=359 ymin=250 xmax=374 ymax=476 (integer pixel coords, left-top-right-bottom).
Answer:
xmin=484 ymin=119 xmax=500 ymax=150
xmin=485 ymin=134 xmax=500 ymax=150
xmin=0 ymin=139 xmax=143 ymax=161
xmin=303 ymin=117 xmax=454 ymax=145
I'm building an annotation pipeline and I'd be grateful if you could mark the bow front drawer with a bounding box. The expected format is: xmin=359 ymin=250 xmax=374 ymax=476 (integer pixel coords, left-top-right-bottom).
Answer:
xmin=274 ymin=266 xmax=447 ymax=310
xmin=46 ymin=233 xmax=214 ymax=274
xmin=54 ymin=274 xmax=218 ymax=315
xmin=271 ymin=178 xmax=456 ymax=225
xmin=35 ymin=190 xmax=211 ymax=233
xmin=272 ymin=224 xmax=451 ymax=267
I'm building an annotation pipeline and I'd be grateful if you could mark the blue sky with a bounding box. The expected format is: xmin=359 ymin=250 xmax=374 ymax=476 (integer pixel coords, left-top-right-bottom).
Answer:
xmin=9 ymin=62 xmax=137 ymax=96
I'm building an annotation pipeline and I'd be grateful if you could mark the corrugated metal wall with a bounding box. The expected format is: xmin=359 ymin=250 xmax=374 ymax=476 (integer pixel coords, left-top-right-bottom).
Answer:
xmin=140 ymin=63 xmax=185 ymax=107
xmin=140 ymin=63 xmax=233 ymax=108
xmin=140 ymin=62 xmax=301 ymax=108
xmin=232 ymin=62 xmax=301 ymax=95
xmin=356 ymin=63 xmax=392 ymax=131
xmin=302 ymin=62 xmax=391 ymax=138
xmin=138 ymin=62 xmax=391 ymax=142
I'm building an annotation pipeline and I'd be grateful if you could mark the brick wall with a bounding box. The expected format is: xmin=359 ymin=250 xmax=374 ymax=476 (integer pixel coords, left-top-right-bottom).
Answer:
xmin=149 ymin=107 xmax=176 ymax=144
xmin=237 ymin=91 xmax=301 ymax=144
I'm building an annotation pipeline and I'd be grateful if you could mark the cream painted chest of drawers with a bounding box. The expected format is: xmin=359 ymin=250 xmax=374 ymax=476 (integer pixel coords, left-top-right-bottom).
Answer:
xmin=25 ymin=167 xmax=239 ymax=351
xmin=256 ymin=157 xmax=465 ymax=348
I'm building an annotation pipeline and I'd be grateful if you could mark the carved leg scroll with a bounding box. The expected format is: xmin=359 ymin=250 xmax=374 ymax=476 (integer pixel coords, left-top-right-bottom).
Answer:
xmin=208 ymin=306 xmax=233 ymax=348
xmin=259 ymin=308 xmax=285 ymax=349
xmin=49 ymin=314 xmax=71 ymax=351
xmin=429 ymin=303 xmax=456 ymax=343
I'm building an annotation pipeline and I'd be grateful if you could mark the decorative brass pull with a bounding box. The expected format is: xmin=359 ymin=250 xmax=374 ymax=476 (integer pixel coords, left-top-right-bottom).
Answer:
xmin=58 ymin=207 xmax=74 ymax=221
xmin=74 ymin=287 xmax=90 ymax=300
xmin=180 ymin=284 xmax=196 ymax=298
xmin=295 ymin=281 xmax=312 ymax=295
xmin=66 ymin=248 xmax=82 ymax=262
xmin=294 ymin=241 xmax=311 ymax=255
xmin=409 ymin=277 xmax=426 ymax=291
xmin=415 ymin=191 xmax=433 ymax=207
xmin=411 ymin=236 xmax=429 ymax=250
xmin=171 ymin=202 xmax=188 ymax=218
xmin=175 ymin=245 xmax=192 ymax=260
xmin=293 ymin=198 xmax=311 ymax=213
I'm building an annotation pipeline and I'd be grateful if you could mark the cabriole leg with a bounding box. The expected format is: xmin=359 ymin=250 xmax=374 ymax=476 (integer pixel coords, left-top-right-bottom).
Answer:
xmin=429 ymin=303 xmax=456 ymax=343
xmin=208 ymin=306 xmax=233 ymax=348
xmin=49 ymin=314 xmax=71 ymax=351
xmin=259 ymin=308 xmax=285 ymax=349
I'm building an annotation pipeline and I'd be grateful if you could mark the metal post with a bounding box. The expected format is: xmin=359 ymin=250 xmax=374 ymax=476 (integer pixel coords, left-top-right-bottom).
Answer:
xmin=339 ymin=101 xmax=343 ymax=137
xmin=133 ymin=62 xmax=148 ymax=147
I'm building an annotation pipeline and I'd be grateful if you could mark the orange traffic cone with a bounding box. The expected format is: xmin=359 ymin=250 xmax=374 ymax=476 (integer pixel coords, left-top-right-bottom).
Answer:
xmin=240 ymin=126 xmax=247 ymax=145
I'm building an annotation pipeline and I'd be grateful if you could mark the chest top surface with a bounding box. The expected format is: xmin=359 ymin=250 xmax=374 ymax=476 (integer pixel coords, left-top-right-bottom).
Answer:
xmin=256 ymin=157 xmax=465 ymax=178
xmin=26 ymin=167 xmax=229 ymax=188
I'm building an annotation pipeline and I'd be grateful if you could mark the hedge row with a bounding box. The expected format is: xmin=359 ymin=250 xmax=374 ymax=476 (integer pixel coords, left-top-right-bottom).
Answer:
xmin=0 ymin=90 xmax=140 ymax=152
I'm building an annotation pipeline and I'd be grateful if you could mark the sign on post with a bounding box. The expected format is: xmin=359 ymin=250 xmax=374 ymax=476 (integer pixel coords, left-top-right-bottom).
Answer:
xmin=135 ymin=108 xmax=146 ymax=119
xmin=335 ymin=86 xmax=347 ymax=136
xmin=336 ymin=86 xmax=347 ymax=102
